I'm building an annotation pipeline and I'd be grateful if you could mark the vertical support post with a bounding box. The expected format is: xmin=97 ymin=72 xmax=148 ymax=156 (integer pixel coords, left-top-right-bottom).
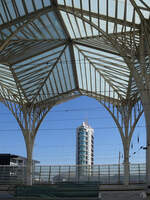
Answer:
xmin=144 ymin=107 xmax=150 ymax=186
xmin=123 ymin=141 xmax=130 ymax=185
xmin=59 ymin=166 xmax=61 ymax=182
xmin=144 ymin=107 xmax=150 ymax=200
xmin=25 ymin=135 xmax=34 ymax=186
xmin=108 ymin=165 xmax=110 ymax=184
xmin=68 ymin=166 xmax=71 ymax=182
xmin=32 ymin=163 xmax=35 ymax=185
xmin=39 ymin=166 xmax=41 ymax=183
xmin=88 ymin=165 xmax=90 ymax=183
xmin=138 ymin=164 xmax=140 ymax=183
xmin=118 ymin=164 xmax=120 ymax=184
xmin=48 ymin=166 xmax=51 ymax=183
xmin=98 ymin=165 xmax=100 ymax=183
xmin=118 ymin=152 xmax=121 ymax=184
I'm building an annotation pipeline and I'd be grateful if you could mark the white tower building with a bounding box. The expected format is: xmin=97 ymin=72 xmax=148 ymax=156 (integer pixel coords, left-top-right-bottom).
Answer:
xmin=76 ymin=122 xmax=94 ymax=166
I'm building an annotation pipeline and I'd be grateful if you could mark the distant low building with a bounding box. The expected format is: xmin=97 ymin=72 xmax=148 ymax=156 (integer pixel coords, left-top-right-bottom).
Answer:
xmin=0 ymin=154 xmax=40 ymax=184
xmin=0 ymin=154 xmax=40 ymax=166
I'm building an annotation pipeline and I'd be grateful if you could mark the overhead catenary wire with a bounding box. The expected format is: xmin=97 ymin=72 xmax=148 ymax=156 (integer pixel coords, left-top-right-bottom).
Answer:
xmin=0 ymin=124 xmax=146 ymax=134
xmin=0 ymin=103 xmax=145 ymax=114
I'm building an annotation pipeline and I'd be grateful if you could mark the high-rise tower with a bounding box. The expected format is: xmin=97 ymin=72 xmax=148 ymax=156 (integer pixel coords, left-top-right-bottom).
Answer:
xmin=76 ymin=122 xmax=94 ymax=166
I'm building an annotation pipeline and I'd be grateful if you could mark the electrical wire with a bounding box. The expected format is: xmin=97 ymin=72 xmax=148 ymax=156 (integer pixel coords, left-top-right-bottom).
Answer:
xmin=0 ymin=124 xmax=146 ymax=134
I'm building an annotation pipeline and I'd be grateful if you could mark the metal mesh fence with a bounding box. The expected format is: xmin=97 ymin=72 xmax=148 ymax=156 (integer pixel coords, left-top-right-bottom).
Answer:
xmin=0 ymin=165 xmax=26 ymax=185
xmin=33 ymin=163 xmax=146 ymax=185
xmin=0 ymin=163 xmax=146 ymax=185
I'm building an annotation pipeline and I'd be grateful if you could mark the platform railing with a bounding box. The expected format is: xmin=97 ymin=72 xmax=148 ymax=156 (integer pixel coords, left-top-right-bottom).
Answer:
xmin=0 ymin=165 xmax=26 ymax=185
xmin=33 ymin=163 xmax=146 ymax=185
xmin=0 ymin=163 xmax=146 ymax=185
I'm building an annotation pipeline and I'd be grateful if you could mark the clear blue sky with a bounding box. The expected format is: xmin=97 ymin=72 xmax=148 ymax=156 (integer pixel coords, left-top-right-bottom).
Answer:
xmin=0 ymin=96 xmax=146 ymax=165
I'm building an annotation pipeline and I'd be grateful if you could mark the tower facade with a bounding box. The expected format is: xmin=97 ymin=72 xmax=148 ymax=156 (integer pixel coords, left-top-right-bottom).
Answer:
xmin=76 ymin=122 xmax=94 ymax=166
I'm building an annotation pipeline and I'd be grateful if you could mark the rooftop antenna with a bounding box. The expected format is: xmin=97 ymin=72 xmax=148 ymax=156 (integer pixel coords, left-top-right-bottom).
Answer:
xmin=85 ymin=111 xmax=89 ymax=126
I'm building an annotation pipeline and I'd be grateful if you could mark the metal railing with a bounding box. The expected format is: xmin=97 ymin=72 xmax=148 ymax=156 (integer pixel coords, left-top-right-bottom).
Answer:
xmin=0 ymin=163 xmax=146 ymax=185
xmin=0 ymin=165 xmax=26 ymax=185
xmin=33 ymin=163 xmax=146 ymax=185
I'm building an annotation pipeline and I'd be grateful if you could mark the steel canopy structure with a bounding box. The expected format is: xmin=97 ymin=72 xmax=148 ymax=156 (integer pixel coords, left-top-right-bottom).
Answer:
xmin=0 ymin=0 xmax=150 ymax=185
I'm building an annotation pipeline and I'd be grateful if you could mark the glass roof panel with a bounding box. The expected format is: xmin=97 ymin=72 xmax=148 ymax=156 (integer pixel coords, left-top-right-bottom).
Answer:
xmin=56 ymin=62 xmax=68 ymax=93
xmin=0 ymin=1 xmax=8 ymax=23
xmin=108 ymin=0 xmax=115 ymax=18
xmin=65 ymin=0 xmax=73 ymax=7
xmin=60 ymin=11 xmax=100 ymax=39
xmin=12 ymin=11 xmax=66 ymax=40
xmin=59 ymin=11 xmax=75 ymax=38
xmin=2 ymin=40 xmax=65 ymax=65
xmin=99 ymin=0 xmax=107 ymax=16
xmin=34 ymin=0 xmax=43 ymax=10
xmin=74 ymin=43 xmax=129 ymax=100
xmin=12 ymin=45 xmax=66 ymax=101
xmin=63 ymin=46 xmax=75 ymax=89
xmin=47 ymin=12 xmax=66 ymax=39
xmin=0 ymin=0 xmax=52 ymax=27
xmin=15 ymin=45 xmax=65 ymax=67
xmin=5 ymin=0 xmax=16 ymax=20
xmin=43 ymin=0 xmax=51 ymax=7
xmin=36 ymin=46 xmax=75 ymax=103
xmin=0 ymin=64 xmax=25 ymax=101
xmin=57 ymin=0 xmax=64 ymax=5
xmin=0 ymin=0 xmax=147 ymax=105
xmin=141 ymin=10 xmax=150 ymax=19
xmin=135 ymin=0 xmax=145 ymax=7
xmin=24 ymin=0 xmax=34 ymax=13
xmin=58 ymin=0 xmax=141 ymax=26
xmin=15 ymin=0 xmax=25 ymax=16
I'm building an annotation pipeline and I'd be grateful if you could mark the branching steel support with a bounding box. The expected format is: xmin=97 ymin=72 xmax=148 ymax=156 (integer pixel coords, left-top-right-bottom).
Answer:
xmin=7 ymin=102 xmax=52 ymax=185
xmin=130 ymin=23 xmax=150 ymax=186
xmin=100 ymin=99 xmax=143 ymax=185
xmin=0 ymin=87 xmax=53 ymax=185
xmin=11 ymin=103 xmax=52 ymax=185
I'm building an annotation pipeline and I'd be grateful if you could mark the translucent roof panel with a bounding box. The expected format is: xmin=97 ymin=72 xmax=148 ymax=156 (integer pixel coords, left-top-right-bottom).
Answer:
xmin=60 ymin=11 xmax=99 ymax=39
xmin=0 ymin=0 xmax=147 ymax=106
xmin=58 ymin=0 xmax=140 ymax=38
xmin=12 ymin=44 xmax=67 ymax=102
xmin=75 ymin=36 xmax=119 ymax=55
xmin=0 ymin=0 xmax=51 ymax=25
xmin=0 ymin=64 xmax=25 ymax=102
xmin=134 ymin=0 xmax=150 ymax=18
xmin=73 ymin=42 xmax=130 ymax=100
xmin=58 ymin=0 xmax=141 ymax=23
xmin=0 ymin=40 xmax=66 ymax=65
xmin=12 ymin=11 xmax=67 ymax=40
xmin=35 ymin=45 xmax=76 ymax=103
xmin=73 ymin=45 xmax=122 ymax=101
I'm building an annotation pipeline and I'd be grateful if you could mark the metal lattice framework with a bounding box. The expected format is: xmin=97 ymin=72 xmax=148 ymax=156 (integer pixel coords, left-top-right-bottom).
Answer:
xmin=0 ymin=0 xmax=150 ymax=185
xmin=0 ymin=0 xmax=146 ymax=105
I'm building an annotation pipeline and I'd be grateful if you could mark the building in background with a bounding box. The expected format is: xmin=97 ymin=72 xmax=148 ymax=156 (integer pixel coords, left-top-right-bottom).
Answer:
xmin=0 ymin=154 xmax=40 ymax=184
xmin=0 ymin=154 xmax=40 ymax=166
xmin=76 ymin=122 xmax=94 ymax=166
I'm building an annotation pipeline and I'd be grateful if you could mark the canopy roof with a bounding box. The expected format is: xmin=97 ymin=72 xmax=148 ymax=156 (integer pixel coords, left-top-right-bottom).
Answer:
xmin=0 ymin=0 xmax=149 ymax=105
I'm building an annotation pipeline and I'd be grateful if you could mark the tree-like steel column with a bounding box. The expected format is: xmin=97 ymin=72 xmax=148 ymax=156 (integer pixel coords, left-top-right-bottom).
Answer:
xmin=19 ymin=104 xmax=52 ymax=185
xmin=11 ymin=104 xmax=51 ymax=185
xmin=100 ymin=99 xmax=143 ymax=185
xmin=0 ymin=85 xmax=53 ymax=185
xmin=129 ymin=21 xmax=150 ymax=186
xmin=139 ymin=24 xmax=150 ymax=187
xmin=110 ymin=1 xmax=150 ymax=187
